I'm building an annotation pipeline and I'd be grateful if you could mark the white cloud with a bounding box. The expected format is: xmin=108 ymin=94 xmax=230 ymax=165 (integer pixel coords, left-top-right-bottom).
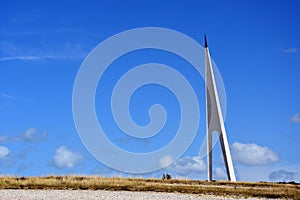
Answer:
xmin=52 ymin=146 xmax=83 ymax=169
xmin=167 ymin=156 xmax=206 ymax=176
xmin=159 ymin=155 xmax=173 ymax=168
xmin=269 ymin=169 xmax=297 ymax=182
xmin=283 ymin=48 xmax=299 ymax=53
xmin=215 ymin=167 xmax=227 ymax=180
xmin=290 ymin=113 xmax=300 ymax=123
xmin=237 ymin=165 xmax=300 ymax=182
xmin=0 ymin=146 xmax=10 ymax=158
xmin=231 ymin=142 xmax=279 ymax=166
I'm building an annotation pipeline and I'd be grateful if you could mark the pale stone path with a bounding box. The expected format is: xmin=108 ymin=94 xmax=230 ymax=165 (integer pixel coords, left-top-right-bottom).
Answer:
xmin=0 ymin=189 xmax=273 ymax=200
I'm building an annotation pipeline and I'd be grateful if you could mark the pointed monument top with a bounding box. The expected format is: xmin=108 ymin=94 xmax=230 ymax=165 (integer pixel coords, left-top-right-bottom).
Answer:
xmin=204 ymin=34 xmax=208 ymax=48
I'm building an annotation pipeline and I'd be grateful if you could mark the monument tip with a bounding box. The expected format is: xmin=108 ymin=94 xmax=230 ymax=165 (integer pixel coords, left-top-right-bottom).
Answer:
xmin=204 ymin=34 xmax=208 ymax=48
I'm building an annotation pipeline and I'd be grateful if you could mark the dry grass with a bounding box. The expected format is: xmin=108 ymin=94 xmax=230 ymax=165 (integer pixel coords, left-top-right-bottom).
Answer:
xmin=0 ymin=175 xmax=299 ymax=199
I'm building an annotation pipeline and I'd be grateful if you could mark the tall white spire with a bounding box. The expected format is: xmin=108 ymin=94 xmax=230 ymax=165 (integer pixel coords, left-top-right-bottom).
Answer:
xmin=205 ymin=35 xmax=236 ymax=182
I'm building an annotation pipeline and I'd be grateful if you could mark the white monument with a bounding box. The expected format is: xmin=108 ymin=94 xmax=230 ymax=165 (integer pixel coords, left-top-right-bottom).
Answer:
xmin=205 ymin=35 xmax=236 ymax=181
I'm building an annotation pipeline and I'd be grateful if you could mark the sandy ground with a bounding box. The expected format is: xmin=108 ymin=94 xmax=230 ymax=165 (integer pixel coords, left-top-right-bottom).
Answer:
xmin=0 ymin=189 xmax=275 ymax=200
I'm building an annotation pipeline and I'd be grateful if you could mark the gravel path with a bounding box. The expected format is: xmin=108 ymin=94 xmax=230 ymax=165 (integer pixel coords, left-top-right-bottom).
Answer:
xmin=0 ymin=189 xmax=272 ymax=200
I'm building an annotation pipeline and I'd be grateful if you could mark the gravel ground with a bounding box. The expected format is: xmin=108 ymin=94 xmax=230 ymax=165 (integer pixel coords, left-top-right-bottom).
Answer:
xmin=0 ymin=189 xmax=273 ymax=200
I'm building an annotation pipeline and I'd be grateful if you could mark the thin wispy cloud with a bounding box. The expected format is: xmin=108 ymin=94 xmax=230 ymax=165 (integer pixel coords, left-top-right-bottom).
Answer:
xmin=2 ymin=31 xmax=42 ymax=36
xmin=2 ymin=28 xmax=82 ymax=36
xmin=0 ymin=55 xmax=74 ymax=62
xmin=283 ymin=48 xmax=299 ymax=53
xmin=0 ymin=136 xmax=7 ymax=142
xmin=1 ymin=93 xmax=16 ymax=100
xmin=8 ymin=13 xmax=39 ymax=24
xmin=0 ymin=38 xmax=88 ymax=62
xmin=1 ymin=28 xmax=103 ymax=42
xmin=115 ymin=137 xmax=151 ymax=146
xmin=290 ymin=113 xmax=300 ymax=123
xmin=13 ymin=128 xmax=46 ymax=143
xmin=0 ymin=128 xmax=46 ymax=143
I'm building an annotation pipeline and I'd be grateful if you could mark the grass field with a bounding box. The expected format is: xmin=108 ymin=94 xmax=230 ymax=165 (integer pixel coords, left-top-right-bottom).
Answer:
xmin=0 ymin=176 xmax=299 ymax=199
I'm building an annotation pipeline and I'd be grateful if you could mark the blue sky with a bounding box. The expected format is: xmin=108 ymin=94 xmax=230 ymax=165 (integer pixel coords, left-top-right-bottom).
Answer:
xmin=1 ymin=0 xmax=300 ymax=182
